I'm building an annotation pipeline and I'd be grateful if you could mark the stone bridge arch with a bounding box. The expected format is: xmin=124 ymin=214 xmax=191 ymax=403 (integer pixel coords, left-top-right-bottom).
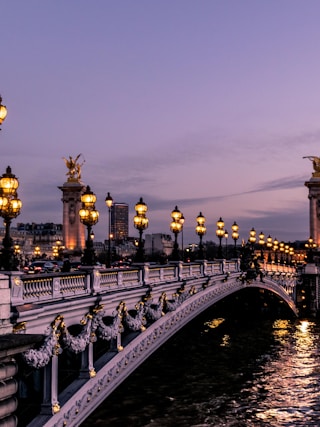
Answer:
xmin=27 ymin=274 xmax=297 ymax=427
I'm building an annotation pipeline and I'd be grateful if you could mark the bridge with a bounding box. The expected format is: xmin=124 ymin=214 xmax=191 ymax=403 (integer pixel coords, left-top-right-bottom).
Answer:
xmin=0 ymin=259 xmax=297 ymax=427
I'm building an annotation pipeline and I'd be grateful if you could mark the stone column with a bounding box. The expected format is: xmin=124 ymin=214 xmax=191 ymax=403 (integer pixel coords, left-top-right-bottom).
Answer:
xmin=58 ymin=181 xmax=86 ymax=254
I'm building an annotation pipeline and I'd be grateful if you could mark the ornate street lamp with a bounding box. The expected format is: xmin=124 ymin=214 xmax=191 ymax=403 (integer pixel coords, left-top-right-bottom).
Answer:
xmin=0 ymin=96 xmax=8 ymax=130
xmin=249 ymin=227 xmax=256 ymax=251
xmin=179 ymin=214 xmax=185 ymax=261
xmin=259 ymin=231 xmax=265 ymax=260
xmin=0 ymin=166 xmax=22 ymax=270
xmin=305 ymin=236 xmax=317 ymax=262
xmin=105 ymin=192 xmax=113 ymax=267
xmin=273 ymin=238 xmax=279 ymax=263
xmin=216 ymin=217 xmax=225 ymax=258
xmin=284 ymin=244 xmax=290 ymax=264
xmin=79 ymin=185 xmax=99 ymax=265
xmin=279 ymin=241 xmax=285 ymax=264
xmin=133 ymin=197 xmax=149 ymax=262
xmin=266 ymin=235 xmax=273 ymax=263
xmin=289 ymin=246 xmax=295 ymax=265
xmin=34 ymin=246 xmax=41 ymax=259
xmin=224 ymin=230 xmax=228 ymax=259
xmin=54 ymin=239 xmax=64 ymax=259
xmin=13 ymin=243 xmax=21 ymax=268
xmin=195 ymin=212 xmax=206 ymax=259
xmin=170 ymin=206 xmax=183 ymax=261
xmin=52 ymin=245 xmax=58 ymax=258
xmin=231 ymin=221 xmax=239 ymax=257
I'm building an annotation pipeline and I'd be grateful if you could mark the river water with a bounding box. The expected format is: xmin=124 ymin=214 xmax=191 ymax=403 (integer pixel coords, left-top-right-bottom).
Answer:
xmin=82 ymin=297 xmax=320 ymax=427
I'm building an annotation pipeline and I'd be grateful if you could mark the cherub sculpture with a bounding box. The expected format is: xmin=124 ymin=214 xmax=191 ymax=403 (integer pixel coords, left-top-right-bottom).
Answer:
xmin=62 ymin=154 xmax=85 ymax=181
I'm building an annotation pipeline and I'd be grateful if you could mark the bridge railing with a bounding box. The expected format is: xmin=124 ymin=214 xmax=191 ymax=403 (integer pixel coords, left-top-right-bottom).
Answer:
xmin=10 ymin=259 xmax=297 ymax=308
xmin=11 ymin=259 xmax=242 ymax=307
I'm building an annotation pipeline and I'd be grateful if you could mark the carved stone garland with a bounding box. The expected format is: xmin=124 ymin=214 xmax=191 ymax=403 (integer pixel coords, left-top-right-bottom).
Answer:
xmin=22 ymin=285 xmax=197 ymax=370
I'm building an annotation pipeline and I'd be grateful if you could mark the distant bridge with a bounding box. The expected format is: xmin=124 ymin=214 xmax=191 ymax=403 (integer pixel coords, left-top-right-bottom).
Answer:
xmin=7 ymin=260 xmax=297 ymax=427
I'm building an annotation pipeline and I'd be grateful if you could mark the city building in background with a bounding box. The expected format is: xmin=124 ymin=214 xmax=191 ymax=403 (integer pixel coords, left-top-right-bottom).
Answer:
xmin=145 ymin=233 xmax=173 ymax=257
xmin=0 ymin=222 xmax=63 ymax=262
xmin=111 ymin=203 xmax=129 ymax=242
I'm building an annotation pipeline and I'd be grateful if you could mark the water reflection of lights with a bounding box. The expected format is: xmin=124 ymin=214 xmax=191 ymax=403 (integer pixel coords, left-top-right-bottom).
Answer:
xmin=272 ymin=319 xmax=291 ymax=344
xmin=204 ymin=318 xmax=225 ymax=331
xmin=248 ymin=319 xmax=320 ymax=425
xmin=220 ymin=334 xmax=230 ymax=347
xmin=299 ymin=319 xmax=310 ymax=334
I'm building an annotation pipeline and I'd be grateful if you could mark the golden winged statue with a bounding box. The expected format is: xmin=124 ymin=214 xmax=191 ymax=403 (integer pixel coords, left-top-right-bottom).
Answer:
xmin=303 ymin=156 xmax=320 ymax=177
xmin=62 ymin=154 xmax=85 ymax=182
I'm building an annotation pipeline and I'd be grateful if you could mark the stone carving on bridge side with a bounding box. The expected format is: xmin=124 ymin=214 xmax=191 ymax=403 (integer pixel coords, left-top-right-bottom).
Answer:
xmin=23 ymin=315 xmax=63 ymax=369
xmin=61 ymin=313 xmax=96 ymax=354
xmin=164 ymin=285 xmax=197 ymax=312
xmin=62 ymin=153 xmax=85 ymax=182
xmin=144 ymin=292 xmax=166 ymax=321
xmin=92 ymin=302 xmax=125 ymax=351
xmin=122 ymin=301 xmax=147 ymax=332
xmin=20 ymin=277 xmax=256 ymax=373
xmin=303 ymin=155 xmax=320 ymax=177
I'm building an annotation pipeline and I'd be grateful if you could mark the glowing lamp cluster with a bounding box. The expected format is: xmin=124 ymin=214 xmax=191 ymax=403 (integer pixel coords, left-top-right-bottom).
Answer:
xmin=0 ymin=166 xmax=22 ymax=270
xmin=79 ymin=186 xmax=99 ymax=226
xmin=0 ymin=167 xmax=22 ymax=219
xmin=249 ymin=227 xmax=256 ymax=246
xmin=170 ymin=206 xmax=184 ymax=261
xmin=79 ymin=185 xmax=99 ymax=265
xmin=133 ymin=197 xmax=149 ymax=262
xmin=196 ymin=212 xmax=206 ymax=259
xmin=216 ymin=217 xmax=225 ymax=258
xmin=134 ymin=198 xmax=149 ymax=232
xmin=0 ymin=96 xmax=7 ymax=127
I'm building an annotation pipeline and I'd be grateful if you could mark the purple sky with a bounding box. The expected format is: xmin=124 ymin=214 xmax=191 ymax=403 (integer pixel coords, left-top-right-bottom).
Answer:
xmin=1 ymin=0 xmax=318 ymax=245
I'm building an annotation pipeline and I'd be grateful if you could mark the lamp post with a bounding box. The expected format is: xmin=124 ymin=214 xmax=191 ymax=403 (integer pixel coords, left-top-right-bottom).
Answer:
xmin=289 ymin=246 xmax=294 ymax=265
xmin=105 ymin=192 xmax=113 ymax=267
xmin=305 ymin=236 xmax=317 ymax=262
xmin=231 ymin=221 xmax=239 ymax=257
xmin=133 ymin=197 xmax=149 ymax=262
xmin=0 ymin=96 xmax=8 ymax=130
xmin=224 ymin=230 xmax=228 ymax=259
xmin=216 ymin=217 xmax=225 ymax=258
xmin=34 ymin=246 xmax=41 ymax=259
xmin=284 ymin=244 xmax=290 ymax=264
xmin=179 ymin=214 xmax=185 ymax=261
xmin=258 ymin=231 xmax=265 ymax=260
xmin=0 ymin=166 xmax=22 ymax=270
xmin=266 ymin=235 xmax=273 ymax=263
xmin=13 ymin=243 xmax=21 ymax=268
xmin=52 ymin=244 xmax=58 ymax=259
xmin=279 ymin=241 xmax=285 ymax=264
xmin=249 ymin=227 xmax=256 ymax=252
xmin=79 ymin=185 xmax=99 ymax=266
xmin=195 ymin=212 xmax=206 ymax=259
xmin=273 ymin=238 xmax=279 ymax=263
xmin=170 ymin=206 xmax=183 ymax=261
xmin=55 ymin=239 xmax=64 ymax=259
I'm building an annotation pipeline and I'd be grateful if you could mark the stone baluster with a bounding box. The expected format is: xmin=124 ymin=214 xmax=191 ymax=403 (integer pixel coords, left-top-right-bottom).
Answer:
xmin=79 ymin=342 xmax=95 ymax=379
xmin=40 ymin=354 xmax=60 ymax=415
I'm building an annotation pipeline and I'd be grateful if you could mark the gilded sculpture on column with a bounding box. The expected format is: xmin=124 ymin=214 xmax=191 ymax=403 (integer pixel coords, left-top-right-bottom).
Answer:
xmin=303 ymin=156 xmax=320 ymax=177
xmin=62 ymin=154 xmax=85 ymax=182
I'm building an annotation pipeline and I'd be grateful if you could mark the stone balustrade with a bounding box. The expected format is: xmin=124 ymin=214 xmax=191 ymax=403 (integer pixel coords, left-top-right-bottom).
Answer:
xmin=11 ymin=260 xmax=241 ymax=307
xmin=8 ymin=259 xmax=297 ymax=309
